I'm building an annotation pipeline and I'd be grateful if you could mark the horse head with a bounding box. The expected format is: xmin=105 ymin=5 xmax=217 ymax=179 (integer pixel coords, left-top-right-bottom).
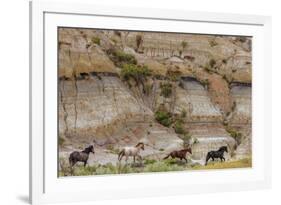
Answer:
xmin=136 ymin=142 xmax=145 ymax=150
xmin=220 ymin=146 xmax=228 ymax=153
xmin=84 ymin=145 xmax=95 ymax=154
xmin=183 ymin=147 xmax=192 ymax=154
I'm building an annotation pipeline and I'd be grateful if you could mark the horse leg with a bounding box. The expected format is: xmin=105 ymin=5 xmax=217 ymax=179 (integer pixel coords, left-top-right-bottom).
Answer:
xmin=69 ymin=160 xmax=73 ymax=168
xmin=84 ymin=161 xmax=87 ymax=167
xmin=184 ymin=157 xmax=187 ymax=163
xmin=71 ymin=160 xmax=77 ymax=167
xmin=125 ymin=155 xmax=129 ymax=163
xmin=133 ymin=156 xmax=136 ymax=163
xmin=119 ymin=153 xmax=124 ymax=161
xmin=222 ymin=157 xmax=225 ymax=161
xmin=212 ymin=157 xmax=214 ymax=161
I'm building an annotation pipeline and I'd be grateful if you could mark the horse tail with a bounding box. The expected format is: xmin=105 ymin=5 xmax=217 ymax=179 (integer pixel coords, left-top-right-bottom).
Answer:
xmin=163 ymin=154 xmax=170 ymax=160
xmin=69 ymin=153 xmax=73 ymax=167
xmin=118 ymin=149 xmax=125 ymax=161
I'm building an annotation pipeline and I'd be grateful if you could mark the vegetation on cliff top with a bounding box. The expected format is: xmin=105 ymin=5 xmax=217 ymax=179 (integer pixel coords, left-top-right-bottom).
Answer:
xmin=121 ymin=64 xmax=150 ymax=81
xmin=155 ymin=109 xmax=173 ymax=127
xmin=107 ymin=49 xmax=137 ymax=67
xmin=225 ymin=126 xmax=243 ymax=145
xmin=91 ymin=36 xmax=101 ymax=45
xmin=154 ymin=106 xmax=193 ymax=145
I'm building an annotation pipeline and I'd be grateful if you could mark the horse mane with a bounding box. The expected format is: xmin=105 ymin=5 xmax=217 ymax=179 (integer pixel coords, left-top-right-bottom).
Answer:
xmin=182 ymin=148 xmax=192 ymax=153
xmin=218 ymin=146 xmax=227 ymax=151
xmin=135 ymin=142 xmax=144 ymax=147
xmin=82 ymin=145 xmax=93 ymax=153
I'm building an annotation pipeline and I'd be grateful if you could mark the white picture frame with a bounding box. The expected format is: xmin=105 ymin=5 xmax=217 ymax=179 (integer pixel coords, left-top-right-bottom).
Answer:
xmin=30 ymin=1 xmax=272 ymax=204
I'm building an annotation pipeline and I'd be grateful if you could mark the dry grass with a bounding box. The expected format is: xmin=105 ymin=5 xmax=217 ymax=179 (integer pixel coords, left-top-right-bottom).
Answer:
xmin=192 ymin=158 xmax=252 ymax=170
xmin=59 ymin=157 xmax=252 ymax=177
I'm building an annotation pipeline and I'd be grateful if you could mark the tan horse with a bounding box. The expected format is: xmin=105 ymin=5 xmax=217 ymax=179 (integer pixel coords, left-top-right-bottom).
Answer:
xmin=118 ymin=142 xmax=145 ymax=163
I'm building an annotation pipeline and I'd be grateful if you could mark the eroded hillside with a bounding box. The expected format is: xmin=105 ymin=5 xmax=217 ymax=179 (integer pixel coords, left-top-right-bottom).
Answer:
xmin=58 ymin=28 xmax=252 ymax=163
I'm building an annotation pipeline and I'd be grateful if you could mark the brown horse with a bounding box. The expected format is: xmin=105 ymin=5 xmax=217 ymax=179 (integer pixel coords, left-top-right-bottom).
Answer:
xmin=163 ymin=148 xmax=192 ymax=163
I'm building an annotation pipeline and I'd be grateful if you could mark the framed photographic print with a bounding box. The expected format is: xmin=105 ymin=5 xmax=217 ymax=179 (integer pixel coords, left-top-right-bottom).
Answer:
xmin=30 ymin=0 xmax=272 ymax=204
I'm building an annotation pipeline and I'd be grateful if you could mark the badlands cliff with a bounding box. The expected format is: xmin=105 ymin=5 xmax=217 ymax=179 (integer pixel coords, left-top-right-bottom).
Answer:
xmin=58 ymin=28 xmax=252 ymax=161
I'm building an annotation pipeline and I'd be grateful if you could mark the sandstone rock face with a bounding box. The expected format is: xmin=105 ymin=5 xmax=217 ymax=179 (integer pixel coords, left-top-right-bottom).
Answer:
xmin=59 ymin=75 xmax=153 ymax=142
xmin=59 ymin=75 xmax=184 ymax=158
xmin=188 ymin=123 xmax=236 ymax=160
xmin=173 ymin=78 xmax=235 ymax=160
xmin=58 ymin=29 xmax=117 ymax=78
xmin=58 ymin=28 xmax=252 ymax=164
xmin=174 ymin=77 xmax=222 ymax=122
xmin=229 ymin=83 xmax=252 ymax=124
xmin=229 ymin=83 xmax=252 ymax=158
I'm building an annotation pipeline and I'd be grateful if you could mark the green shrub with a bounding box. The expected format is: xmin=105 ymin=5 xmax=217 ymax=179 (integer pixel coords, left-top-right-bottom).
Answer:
xmin=143 ymin=83 xmax=152 ymax=95
xmin=179 ymin=50 xmax=183 ymax=56
xmin=181 ymin=41 xmax=188 ymax=49
xmin=96 ymin=163 xmax=119 ymax=175
xmin=183 ymin=132 xmax=192 ymax=143
xmin=115 ymin=50 xmax=137 ymax=65
xmin=107 ymin=49 xmax=137 ymax=67
xmin=72 ymin=165 xmax=99 ymax=176
xmin=174 ymin=119 xmax=185 ymax=134
xmin=114 ymin=30 xmax=122 ymax=37
xmin=201 ymin=79 xmax=210 ymax=87
xmin=180 ymin=109 xmax=187 ymax=118
xmin=160 ymin=82 xmax=172 ymax=98
xmin=155 ymin=110 xmax=173 ymax=127
xmin=209 ymin=59 xmax=216 ymax=68
xmin=58 ymin=136 xmax=65 ymax=146
xmin=136 ymin=35 xmax=143 ymax=50
xmin=91 ymin=36 xmax=101 ymax=45
xmin=226 ymin=127 xmax=243 ymax=145
xmin=167 ymin=70 xmax=181 ymax=81
xmin=222 ymin=74 xmax=228 ymax=81
xmin=120 ymin=64 xmax=150 ymax=81
xmin=143 ymin=161 xmax=184 ymax=172
xmin=144 ymin=159 xmax=157 ymax=165
xmin=204 ymin=65 xmax=212 ymax=73
xmin=231 ymin=101 xmax=237 ymax=112
xmin=209 ymin=39 xmax=218 ymax=47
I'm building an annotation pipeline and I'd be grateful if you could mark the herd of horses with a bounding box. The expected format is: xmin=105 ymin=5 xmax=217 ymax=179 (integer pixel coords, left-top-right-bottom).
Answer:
xmin=68 ymin=142 xmax=229 ymax=169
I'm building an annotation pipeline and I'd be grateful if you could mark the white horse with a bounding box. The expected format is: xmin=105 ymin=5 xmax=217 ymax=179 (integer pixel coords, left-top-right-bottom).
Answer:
xmin=118 ymin=142 xmax=145 ymax=163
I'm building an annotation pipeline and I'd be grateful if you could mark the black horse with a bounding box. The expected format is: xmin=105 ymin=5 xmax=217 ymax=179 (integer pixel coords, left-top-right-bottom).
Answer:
xmin=205 ymin=146 xmax=228 ymax=165
xmin=69 ymin=145 xmax=94 ymax=168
